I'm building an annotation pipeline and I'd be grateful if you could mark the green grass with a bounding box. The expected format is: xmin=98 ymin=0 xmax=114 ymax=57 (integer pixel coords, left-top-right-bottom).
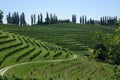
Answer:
xmin=0 ymin=23 xmax=118 ymax=80
xmin=0 ymin=23 xmax=116 ymax=52
xmin=0 ymin=30 xmax=72 ymax=69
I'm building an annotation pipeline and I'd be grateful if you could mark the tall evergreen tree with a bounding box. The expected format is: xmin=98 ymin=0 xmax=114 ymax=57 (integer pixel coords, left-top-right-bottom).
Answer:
xmin=40 ymin=13 xmax=43 ymax=24
xmin=16 ymin=12 xmax=19 ymax=25
xmin=85 ymin=16 xmax=87 ymax=24
xmin=33 ymin=14 xmax=36 ymax=25
xmin=105 ymin=16 xmax=107 ymax=25
xmin=31 ymin=15 xmax=33 ymax=26
xmin=80 ymin=17 xmax=82 ymax=24
xmin=72 ymin=15 xmax=74 ymax=23
xmin=0 ymin=10 xmax=3 ymax=23
xmin=72 ymin=14 xmax=76 ymax=23
xmin=45 ymin=12 xmax=50 ymax=24
xmin=53 ymin=14 xmax=58 ymax=24
xmin=37 ymin=14 xmax=40 ymax=25
xmin=82 ymin=15 xmax=84 ymax=24
xmin=50 ymin=14 xmax=53 ymax=24
xmin=20 ymin=12 xmax=26 ymax=26
xmin=6 ymin=12 xmax=12 ymax=24
xmin=100 ymin=17 xmax=102 ymax=25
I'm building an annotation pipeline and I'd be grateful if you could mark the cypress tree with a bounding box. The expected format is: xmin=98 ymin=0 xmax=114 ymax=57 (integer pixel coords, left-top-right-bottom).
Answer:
xmin=80 ymin=16 xmax=82 ymax=24
xmin=37 ymin=15 xmax=40 ymax=25
xmin=31 ymin=15 xmax=33 ymax=26
xmin=53 ymin=14 xmax=58 ymax=24
xmin=6 ymin=12 xmax=12 ymax=24
xmin=0 ymin=10 xmax=3 ymax=23
xmin=72 ymin=15 xmax=74 ymax=23
xmin=72 ymin=14 xmax=76 ymax=23
xmin=82 ymin=15 xmax=84 ymax=24
xmin=20 ymin=12 xmax=26 ymax=26
xmin=33 ymin=14 xmax=36 ymax=25
xmin=85 ymin=16 xmax=87 ymax=24
xmin=40 ymin=13 xmax=43 ymax=24
xmin=45 ymin=12 xmax=50 ymax=24
xmin=50 ymin=14 xmax=53 ymax=24
xmin=16 ymin=12 xmax=19 ymax=25
xmin=22 ymin=12 xmax=26 ymax=26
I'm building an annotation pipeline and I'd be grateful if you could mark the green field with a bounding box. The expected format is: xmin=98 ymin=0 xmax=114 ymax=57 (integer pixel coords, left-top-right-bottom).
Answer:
xmin=0 ymin=23 xmax=118 ymax=80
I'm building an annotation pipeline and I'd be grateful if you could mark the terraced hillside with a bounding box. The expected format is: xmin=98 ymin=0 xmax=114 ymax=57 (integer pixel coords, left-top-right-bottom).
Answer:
xmin=0 ymin=30 xmax=73 ymax=68
xmin=1 ymin=23 xmax=116 ymax=54
xmin=0 ymin=24 xmax=116 ymax=80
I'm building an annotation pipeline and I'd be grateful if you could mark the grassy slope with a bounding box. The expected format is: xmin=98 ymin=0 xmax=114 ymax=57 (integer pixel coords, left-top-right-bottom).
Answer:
xmin=0 ymin=30 xmax=72 ymax=68
xmin=0 ymin=23 xmax=117 ymax=80
xmin=0 ymin=23 xmax=116 ymax=53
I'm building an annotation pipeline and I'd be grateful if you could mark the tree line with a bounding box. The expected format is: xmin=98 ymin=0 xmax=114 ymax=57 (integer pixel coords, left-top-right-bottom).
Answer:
xmin=100 ymin=16 xmax=117 ymax=25
xmin=6 ymin=12 xmax=26 ymax=26
xmin=0 ymin=10 xmax=119 ymax=26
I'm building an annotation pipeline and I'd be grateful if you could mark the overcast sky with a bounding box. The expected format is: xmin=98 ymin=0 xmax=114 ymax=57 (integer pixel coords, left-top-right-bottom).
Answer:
xmin=0 ymin=0 xmax=120 ymax=24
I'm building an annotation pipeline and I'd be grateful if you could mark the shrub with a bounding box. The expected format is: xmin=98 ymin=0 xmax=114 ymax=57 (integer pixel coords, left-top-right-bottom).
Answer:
xmin=93 ymin=27 xmax=120 ymax=65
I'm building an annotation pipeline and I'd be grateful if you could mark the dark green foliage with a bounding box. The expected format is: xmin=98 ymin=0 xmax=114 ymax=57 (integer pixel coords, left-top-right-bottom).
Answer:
xmin=94 ymin=44 xmax=107 ymax=61
xmin=37 ymin=13 xmax=43 ymax=25
xmin=48 ymin=77 xmax=53 ymax=80
xmin=31 ymin=15 xmax=34 ymax=26
xmin=20 ymin=12 xmax=26 ymax=26
xmin=0 ymin=10 xmax=3 ymax=23
xmin=33 ymin=14 xmax=36 ymax=25
xmin=93 ymin=27 xmax=120 ymax=65
xmin=113 ymin=66 xmax=120 ymax=80
xmin=89 ymin=18 xmax=94 ymax=24
xmin=72 ymin=14 xmax=76 ymax=23
xmin=80 ymin=15 xmax=94 ymax=24
xmin=6 ymin=12 xmax=20 ymax=25
xmin=40 ymin=13 xmax=43 ymax=24
xmin=0 ymin=35 xmax=9 ymax=38
xmin=100 ymin=16 xmax=118 ymax=26
xmin=6 ymin=12 xmax=12 ymax=24
xmin=82 ymin=15 xmax=84 ymax=24
xmin=45 ymin=12 xmax=50 ymax=24
xmin=84 ymin=16 xmax=87 ymax=24
xmin=80 ymin=16 xmax=82 ymax=24
xmin=37 ymin=15 xmax=40 ymax=25
xmin=58 ymin=19 xmax=70 ymax=23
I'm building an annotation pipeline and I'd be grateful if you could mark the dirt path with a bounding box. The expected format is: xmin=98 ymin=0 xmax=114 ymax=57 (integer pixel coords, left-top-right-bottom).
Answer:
xmin=0 ymin=54 xmax=77 ymax=76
